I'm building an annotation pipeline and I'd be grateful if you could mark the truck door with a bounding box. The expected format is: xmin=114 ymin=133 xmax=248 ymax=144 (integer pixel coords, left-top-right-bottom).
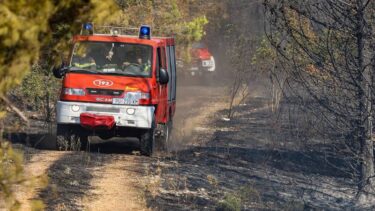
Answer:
xmin=156 ymin=47 xmax=168 ymax=123
xmin=170 ymin=45 xmax=177 ymax=102
xmin=166 ymin=44 xmax=177 ymax=119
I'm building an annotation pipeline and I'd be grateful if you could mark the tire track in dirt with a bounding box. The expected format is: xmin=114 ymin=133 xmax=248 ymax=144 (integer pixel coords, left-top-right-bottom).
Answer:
xmin=72 ymin=85 xmax=226 ymax=210
xmin=80 ymin=154 xmax=150 ymax=211
xmin=13 ymin=84 xmax=229 ymax=210
xmin=14 ymin=149 xmax=66 ymax=210
xmin=78 ymin=85 xmax=228 ymax=211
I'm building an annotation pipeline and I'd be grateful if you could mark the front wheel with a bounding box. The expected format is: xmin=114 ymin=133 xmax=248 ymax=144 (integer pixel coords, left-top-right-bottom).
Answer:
xmin=140 ymin=128 xmax=155 ymax=156
xmin=140 ymin=117 xmax=156 ymax=156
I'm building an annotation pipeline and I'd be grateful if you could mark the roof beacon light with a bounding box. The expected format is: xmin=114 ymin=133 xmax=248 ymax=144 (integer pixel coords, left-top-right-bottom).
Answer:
xmin=139 ymin=25 xmax=151 ymax=39
xmin=82 ymin=23 xmax=94 ymax=35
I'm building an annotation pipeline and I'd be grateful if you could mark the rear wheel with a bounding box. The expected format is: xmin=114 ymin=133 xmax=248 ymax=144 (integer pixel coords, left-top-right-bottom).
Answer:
xmin=158 ymin=121 xmax=172 ymax=152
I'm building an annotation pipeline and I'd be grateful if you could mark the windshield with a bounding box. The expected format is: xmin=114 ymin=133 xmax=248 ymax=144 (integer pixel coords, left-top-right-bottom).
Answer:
xmin=69 ymin=41 xmax=153 ymax=77
xmin=192 ymin=42 xmax=207 ymax=49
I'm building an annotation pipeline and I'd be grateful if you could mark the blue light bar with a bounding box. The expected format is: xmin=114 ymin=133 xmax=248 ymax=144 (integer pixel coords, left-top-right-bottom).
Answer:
xmin=82 ymin=23 xmax=94 ymax=35
xmin=139 ymin=25 xmax=151 ymax=39
xmin=84 ymin=23 xmax=93 ymax=30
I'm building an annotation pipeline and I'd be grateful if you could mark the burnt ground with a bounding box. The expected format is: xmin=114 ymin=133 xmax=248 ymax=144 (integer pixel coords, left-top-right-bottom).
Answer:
xmin=5 ymin=79 xmax=375 ymax=210
xmin=146 ymin=96 xmax=375 ymax=210
xmin=5 ymin=81 xmax=229 ymax=211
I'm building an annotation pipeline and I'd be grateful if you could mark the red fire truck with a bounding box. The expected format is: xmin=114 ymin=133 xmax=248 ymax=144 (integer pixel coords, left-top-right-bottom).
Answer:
xmin=177 ymin=42 xmax=215 ymax=77
xmin=53 ymin=24 xmax=177 ymax=156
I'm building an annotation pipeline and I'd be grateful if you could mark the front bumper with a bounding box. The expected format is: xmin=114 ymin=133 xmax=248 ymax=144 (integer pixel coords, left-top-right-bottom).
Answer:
xmin=187 ymin=56 xmax=216 ymax=73
xmin=201 ymin=56 xmax=216 ymax=72
xmin=56 ymin=101 xmax=154 ymax=129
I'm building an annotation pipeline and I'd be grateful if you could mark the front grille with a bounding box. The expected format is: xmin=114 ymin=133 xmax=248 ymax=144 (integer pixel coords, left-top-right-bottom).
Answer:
xmin=87 ymin=88 xmax=123 ymax=96
xmin=86 ymin=107 xmax=120 ymax=113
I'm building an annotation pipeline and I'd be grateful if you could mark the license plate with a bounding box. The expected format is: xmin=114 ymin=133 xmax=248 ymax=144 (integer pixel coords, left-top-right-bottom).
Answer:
xmin=202 ymin=60 xmax=213 ymax=67
xmin=124 ymin=98 xmax=139 ymax=105
xmin=112 ymin=98 xmax=125 ymax=105
xmin=113 ymin=98 xmax=139 ymax=105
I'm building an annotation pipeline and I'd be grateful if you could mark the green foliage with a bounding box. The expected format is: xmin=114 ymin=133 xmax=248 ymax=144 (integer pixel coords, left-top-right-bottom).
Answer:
xmin=252 ymin=37 xmax=276 ymax=66
xmin=0 ymin=142 xmax=47 ymax=210
xmin=113 ymin=0 xmax=210 ymax=62
xmin=0 ymin=0 xmax=52 ymax=94
xmin=0 ymin=1 xmax=119 ymax=210
xmin=216 ymin=185 xmax=262 ymax=211
xmin=251 ymin=36 xmax=278 ymax=77
xmin=11 ymin=64 xmax=60 ymax=116
xmin=115 ymin=0 xmax=208 ymax=41
xmin=0 ymin=0 xmax=119 ymax=96
xmin=17 ymin=65 xmax=47 ymax=106
xmin=0 ymin=0 xmax=120 ymax=122
xmin=217 ymin=193 xmax=242 ymax=211
xmin=179 ymin=16 xmax=209 ymax=44
xmin=0 ymin=142 xmax=23 ymax=210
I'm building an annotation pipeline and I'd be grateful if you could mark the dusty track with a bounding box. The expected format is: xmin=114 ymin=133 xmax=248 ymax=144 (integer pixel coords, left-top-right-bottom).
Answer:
xmin=15 ymin=82 xmax=227 ymax=210
xmin=81 ymin=154 xmax=150 ymax=211
xmin=11 ymin=81 xmax=375 ymax=210
xmin=15 ymin=151 xmax=65 ymax=210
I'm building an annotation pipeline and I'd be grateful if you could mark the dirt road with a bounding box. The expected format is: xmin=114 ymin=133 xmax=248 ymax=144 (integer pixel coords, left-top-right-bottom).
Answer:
xmin=14 ymin=83 xmax=228 ymax=211
xmin=10 ymin=81 xmax=369 ymax=210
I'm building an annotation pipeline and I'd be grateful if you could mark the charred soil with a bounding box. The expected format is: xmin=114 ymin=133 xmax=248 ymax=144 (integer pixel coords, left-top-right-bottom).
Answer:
xmin=9 ymin=79 xmax=373 ymax=210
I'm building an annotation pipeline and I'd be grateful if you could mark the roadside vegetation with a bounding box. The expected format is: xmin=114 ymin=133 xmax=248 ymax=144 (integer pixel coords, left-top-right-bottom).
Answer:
xmin=0 ymin=1 xmax=119 ymax=209
xmin=264 ymin=0 xmax=375 ymax=203
xmin=2 ymin=0 xmax=375 ymax=210
xmin=0 ymin=0 xmax=214 ymax=210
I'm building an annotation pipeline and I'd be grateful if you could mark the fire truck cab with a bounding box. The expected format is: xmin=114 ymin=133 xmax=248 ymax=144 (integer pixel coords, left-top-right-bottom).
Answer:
xmin=53 ymin=24 xmax=177 ymax=156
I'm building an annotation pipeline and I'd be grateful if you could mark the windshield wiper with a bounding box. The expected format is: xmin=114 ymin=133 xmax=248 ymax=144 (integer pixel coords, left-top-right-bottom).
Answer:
xmin=106 ymin=72 xmax=137 ymax=76
xmin=69 ymin=68 xmax=144 ymax=77
xmin=68 ymin=68 xmax=97 ymax=74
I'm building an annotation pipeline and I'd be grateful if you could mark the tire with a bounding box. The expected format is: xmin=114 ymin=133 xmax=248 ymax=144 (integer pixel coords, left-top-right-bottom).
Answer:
xmin=140 ymin=117 xmax=156 ymax=156
xmin=158 ymin=121 xmax=172 ymax=152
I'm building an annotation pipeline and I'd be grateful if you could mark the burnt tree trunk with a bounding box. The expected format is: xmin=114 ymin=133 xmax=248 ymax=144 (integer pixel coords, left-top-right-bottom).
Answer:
xmin=356 ymin=0 xmax=375 ymax=199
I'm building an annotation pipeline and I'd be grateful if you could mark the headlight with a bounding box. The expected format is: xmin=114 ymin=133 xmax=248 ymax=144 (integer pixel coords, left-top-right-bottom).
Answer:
xmin=126 ymin=108 xmax=135 ymax=115
xmin=64 ymin=88 xmax=85 ymax=96
xmin=71 ymin=105 xmax=80 ymax=112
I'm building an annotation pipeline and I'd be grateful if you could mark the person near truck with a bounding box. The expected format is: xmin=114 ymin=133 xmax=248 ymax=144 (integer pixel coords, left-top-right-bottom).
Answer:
xmin=72 ymin=51 xmax=96 ymax=70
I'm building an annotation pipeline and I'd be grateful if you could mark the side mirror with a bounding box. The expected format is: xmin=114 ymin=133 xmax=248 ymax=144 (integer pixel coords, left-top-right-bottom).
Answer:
xmin=159 ymin=68 xmax=169 ymax=85
xmin=53 ymin=64 xmax=68 ymax=79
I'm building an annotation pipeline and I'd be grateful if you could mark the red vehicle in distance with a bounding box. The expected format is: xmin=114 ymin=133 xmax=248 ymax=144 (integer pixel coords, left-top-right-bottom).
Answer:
xmin=53 ymin=24 xmax=177 ymax=156
xmin=177 ymin=42 xmax=216 ymax=77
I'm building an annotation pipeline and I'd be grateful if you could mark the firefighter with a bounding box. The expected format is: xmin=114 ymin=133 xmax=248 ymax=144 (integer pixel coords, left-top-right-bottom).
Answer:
xmin=122 ymin=57 xmax=151 ymax=74
xmin=72 ymin=51 xmax=96 ymax=69
xmin=136 ymin=57 xmax=151 ymax=73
